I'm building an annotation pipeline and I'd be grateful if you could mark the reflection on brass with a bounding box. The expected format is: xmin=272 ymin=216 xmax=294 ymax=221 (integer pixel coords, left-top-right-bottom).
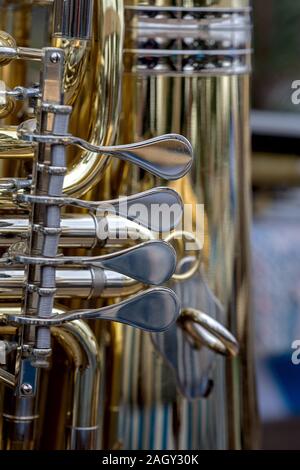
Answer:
xmin=108 ymin=0 xmax=258 ymax=451
xmin=0 ymin=127 xmax=33 ymax=158
xmin=0 ymin=0 xmax=258 ymax=452
xmin=180 ymin=308 xmax=239 ymax=357
xmin=0 ymin=31 xmax=16 ymax=66
xmin=0 ymin=98 xmax=15 ymax=119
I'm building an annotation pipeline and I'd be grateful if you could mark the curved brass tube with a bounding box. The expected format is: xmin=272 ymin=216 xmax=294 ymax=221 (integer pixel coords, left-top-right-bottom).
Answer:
xmin=0 ymin=0 xmax=124 ymax=198
xmin=180 ymin=308 xmax=239 ymax=357
xmin=52 ymin=319 xmax=101 ymax=450
xmin=56 ymin=0 xmax=124 ymax=197
xmin=0 ymin=213 xmax=155 ymax=251
xmin=0 ymin=307 xmax=101 ymax=450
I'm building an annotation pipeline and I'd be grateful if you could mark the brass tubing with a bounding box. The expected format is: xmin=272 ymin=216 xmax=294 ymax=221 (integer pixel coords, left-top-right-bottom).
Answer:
xmin=45 ymin=327 xmax=83 ymax=449
xmin=0 ymin=1 xmax=124 ymax=198
xmin=58 ymin=320 xmax=101 ymax=450
xmin=56 ymin=0 xmax=124 ymax=197
xmin=0 ymin=214 xmax=98 ymax=248
xmin=0 ymin=308 xmax=101 ymax=450
xmin=0 ymin=267 xmax=141 ymax=299
xmin=0 ymin=0 xmax=123 ymax=452
xmin=0 ymin=214 xmax=154 ymax=248
xmin=109 ymin=0 xmax=257 ymax=451
xmin=1 ymin=394 xmax=39 ymax=450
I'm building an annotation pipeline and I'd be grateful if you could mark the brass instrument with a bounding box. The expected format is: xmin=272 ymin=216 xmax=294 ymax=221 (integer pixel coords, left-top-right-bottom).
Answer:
xmin=0 ymin=0 xmax=258 ymax=451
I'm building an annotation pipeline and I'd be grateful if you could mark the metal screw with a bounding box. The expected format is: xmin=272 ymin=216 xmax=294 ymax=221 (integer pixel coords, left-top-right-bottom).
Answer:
xmin=20 ymin=383 xmax=33 ymax=395
xmin=50 ymin=52 xmax=61 ymax=64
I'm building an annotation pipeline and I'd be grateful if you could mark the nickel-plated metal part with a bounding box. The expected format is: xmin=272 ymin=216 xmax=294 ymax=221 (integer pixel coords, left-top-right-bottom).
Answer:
xmin=19 ymin=47 xmax=69 ymax=371
xmin=0 ymin=214 xmax=155 ymax=249
xmin=0 ymin=31 xmax=43 ymax=64
xmin=180 ymin=309 xmax=239 ymax=357
xmin=52 ymin=319 xmax=101 ymax=450
xmin=2 ymin=287 xmax=180 ymax=332
xmin=0 ymin=307 xmax=101 ymax=450
xmin=17 ymin=186 xmax=183 ymax=232
xmin=17 ymin=120 xmax=193 ymax=181
xmin=6 ymin=86 xmax=40 ymax=100
xmin=10 ymin=240 xmax=177 ymax=286
xmin=0 ymin=267 xmax=141 ymax=299
xmin=0 ymin=178 xmax=32 ymax=192
xmin=0 ymin=83 xmax=39 ymax=119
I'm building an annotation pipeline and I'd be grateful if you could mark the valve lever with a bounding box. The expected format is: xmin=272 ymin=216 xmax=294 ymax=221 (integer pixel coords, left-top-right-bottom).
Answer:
xmin=3 ymin=287 xmax=180 ymax=333
xmin=18 ymin=120 xmax=193 ymax=181
xmin=17 ymin=187 xmax=183 ymax=232
xmin=11 ymin=241 xmax=177 ymax=286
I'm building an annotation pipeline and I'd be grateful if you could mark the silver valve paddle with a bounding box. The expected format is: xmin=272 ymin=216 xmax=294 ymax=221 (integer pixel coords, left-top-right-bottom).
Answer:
xmin=17 ymin=119 xmax=193 ymax=181
xmin=2 ymin=287 xmax=180 ymax=333
xmin=17 ymin=187 xmax=183 ymax=233
xmin=8 ymin=240 xmax=177 ymax=286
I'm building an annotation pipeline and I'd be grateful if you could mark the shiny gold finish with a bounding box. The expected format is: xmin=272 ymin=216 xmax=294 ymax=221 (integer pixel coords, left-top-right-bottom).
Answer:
xmin=0 ymin=127 xmax=33 ymax=158
xmin=0 ymin=1 xmax=124 ymax=197
xmin=0 ymin=0 xmax=257 ymax=452
xmin=164 ymin=231 xmax=202 ymax=281
xmin=104 ymin=0 xmax=258 ymax=451
xmin=0 ymin=306 xmax=101 ymax=450
xmin=0 ymin=98 xmax=15 ymax=120
xmin=0 ymin=0 xmax=124 ymax=450
xmin=56 ymin=0 xmax=124 ymax=197
xmin=0 ymin=31 xmax=16 ymax=66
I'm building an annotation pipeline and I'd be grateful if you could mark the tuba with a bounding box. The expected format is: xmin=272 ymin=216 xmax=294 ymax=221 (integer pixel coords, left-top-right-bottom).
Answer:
xmin=0 ymin=0 xmax=258 ymax=451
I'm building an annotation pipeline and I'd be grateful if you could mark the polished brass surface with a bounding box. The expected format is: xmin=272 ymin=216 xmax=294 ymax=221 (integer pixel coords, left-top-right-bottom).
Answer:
xmin=0 ymin=31 xmax=17 ymax=66
xmin=104 ymin=0 xmax=258 ymax=450
xmin=180 ymin=308 xmax=239 ymax=357
xmin=0 ymin=0 xmax=257 ymax=452
xmin=115 ymin=75 xmax=257 ymax=448
xmin=0 ymin=1 xmax=124 ymax=197
xmin=59 ymin=0 xmax=124 ymax=197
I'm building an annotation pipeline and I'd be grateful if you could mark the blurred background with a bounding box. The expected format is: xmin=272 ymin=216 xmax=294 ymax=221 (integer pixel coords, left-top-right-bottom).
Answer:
xmin=252 ymin=0 xmax=300 ymax=449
